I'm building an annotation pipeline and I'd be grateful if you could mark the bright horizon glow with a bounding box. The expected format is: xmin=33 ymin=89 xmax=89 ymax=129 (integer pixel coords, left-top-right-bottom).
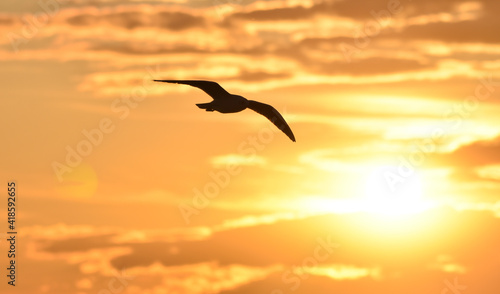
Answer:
xmin=295 ymin=165 xmax=433 ymax=217
xmin=362 ymin=165 xmax=430 ymax=216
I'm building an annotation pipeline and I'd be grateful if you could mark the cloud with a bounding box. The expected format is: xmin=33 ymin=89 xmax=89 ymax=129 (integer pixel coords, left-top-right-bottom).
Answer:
xmin=439 ymin=136 xmax=500 ymax=168
xmin=22 ymin=223 xmax=211 ymax=246
xmin=21 ymin=223 xmax=118 ymax=240
xmin=228 ymin=0 xmax=404 ymax=22
xmin=432 ymin=136 xmax=500 ymax=185
xmin=124 ymin=262 xmax=280 ymax=294
xmin=476 ymin=164 xmax=500 ymax=180
xmin=428 ymin=254 xmax=467 ymax=274
xmin=230 ymin=5 xmax=313 ymax=21
xmin=1 ymin=0 xmax=498 ymax=100
xmin=309 ymin=57 xmax=434 ymax=76
xmin=66 ymin=11 xmax=205 ymax=30
xmin=386 ymin=1 xmax=500 ymax=44
xmin=66 ymin=0 xmax=189 ymax=4
xmin=18 ymin=208 xmax=500 ymax=293
xmin=304 ymin=264 xmax=381 ymax=280
xmin=399 ymin=18 xmax=500 ymax=43
xmin=64 ymin=209 xmax=498 ymax=271
xmin=211 ymin=153 xmax=267 ymax=168
xmin=0 ymin=14 xmax=16 ymax=26
xmin=299 ymin=149 xmax=364 ymax=173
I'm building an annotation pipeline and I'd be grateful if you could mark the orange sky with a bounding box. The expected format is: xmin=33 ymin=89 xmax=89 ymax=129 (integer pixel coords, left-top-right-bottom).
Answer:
xmin=1 ymin=0 xmax=500 ymax=293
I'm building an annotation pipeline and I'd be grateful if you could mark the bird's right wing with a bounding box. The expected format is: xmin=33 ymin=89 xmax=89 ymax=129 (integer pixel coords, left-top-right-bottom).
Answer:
xmin=247 ymin=100 xmax=296 ymax=142
xmin=153 ymin=80 xmax=231 ymax=100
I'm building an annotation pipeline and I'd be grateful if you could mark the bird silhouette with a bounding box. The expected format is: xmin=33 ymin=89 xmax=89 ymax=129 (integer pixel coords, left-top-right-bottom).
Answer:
xmin=154 ymin=80 xmax=296 ymax=142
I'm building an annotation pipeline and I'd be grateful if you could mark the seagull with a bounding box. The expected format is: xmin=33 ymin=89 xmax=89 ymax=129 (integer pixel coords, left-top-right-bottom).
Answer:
xmin=154 ymin=80 xmax=296 ymax=142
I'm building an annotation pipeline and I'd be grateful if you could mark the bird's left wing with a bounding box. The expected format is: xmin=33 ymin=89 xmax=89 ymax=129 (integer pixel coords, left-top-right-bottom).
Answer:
xmin=247 ymin=100 xmax=296 ymax=142
xmin=153 ymin=80 xmax=231 ymax=100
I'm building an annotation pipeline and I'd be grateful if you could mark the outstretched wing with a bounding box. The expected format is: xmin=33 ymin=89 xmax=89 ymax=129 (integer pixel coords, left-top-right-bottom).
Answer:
xmin=247 ymin=100 xmax=296 ymax=142
xmin=153 ymin=80 xmax=231 ymax=100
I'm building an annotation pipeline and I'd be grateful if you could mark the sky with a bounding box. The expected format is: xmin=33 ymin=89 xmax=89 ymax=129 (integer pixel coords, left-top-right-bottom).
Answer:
xmin=1 ymin=0 xmax=500 ymax=293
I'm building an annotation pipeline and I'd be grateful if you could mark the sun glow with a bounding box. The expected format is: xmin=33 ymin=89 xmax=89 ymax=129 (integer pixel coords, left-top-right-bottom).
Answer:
xmin=296 ymin=163 xmax=434 ymax=217
xmin=362 ymin=165 xmax=429 ymax=216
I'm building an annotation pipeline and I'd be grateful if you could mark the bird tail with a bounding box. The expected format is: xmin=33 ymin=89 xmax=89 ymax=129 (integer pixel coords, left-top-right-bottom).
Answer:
xmin=196 ymin=103 xmax=211 ymax=109
xmin=196 ymin=103 xmax=214 ymax=112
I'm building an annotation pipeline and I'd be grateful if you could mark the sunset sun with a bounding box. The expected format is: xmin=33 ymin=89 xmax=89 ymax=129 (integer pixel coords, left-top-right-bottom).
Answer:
xmin=363 ymin=165 xmax=427 ymax=216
